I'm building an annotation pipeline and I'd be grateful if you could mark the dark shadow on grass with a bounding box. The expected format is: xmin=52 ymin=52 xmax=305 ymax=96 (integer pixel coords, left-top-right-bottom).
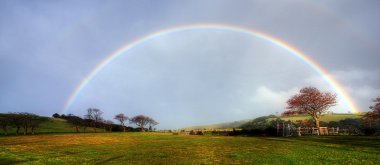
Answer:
xmin=290 ymin=136 xmax=380 ymax=150
xmin=0 ymin=158 xmax=28 ymax=164
xmin=259 ymin=137 xmax=294 ymax=143
xmin=2 ymin=140 xmax=47 ymax=146
xmin=0 ymin=131 xmax=117 ymax=138
xmin=94 ymin=155 xmax=124 ymax=164
xmin=261 ymin=136 xmax=380 ymax=149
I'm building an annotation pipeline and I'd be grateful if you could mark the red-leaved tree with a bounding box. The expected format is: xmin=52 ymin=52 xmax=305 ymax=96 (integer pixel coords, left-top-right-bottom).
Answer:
xmin=286 ymin=87 xmax=337 ymax=131
xmin=130 ymin=115 xmax=151 ymax=131
xmin=114 ymin=113 xmax=128 ymax=132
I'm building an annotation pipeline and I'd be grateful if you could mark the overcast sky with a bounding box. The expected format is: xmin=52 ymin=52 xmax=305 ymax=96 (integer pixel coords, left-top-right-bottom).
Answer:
xmin=1 ymin=0 xmax=379 ymax=129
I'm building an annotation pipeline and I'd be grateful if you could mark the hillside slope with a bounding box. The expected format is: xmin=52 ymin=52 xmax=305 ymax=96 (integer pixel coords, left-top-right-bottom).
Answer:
xmin=184 ymin=119 xmax=251 ymax=130
xmin=269 ymin=113 xmax=361 ymax=123
xmin=0 ymin=117 xmax=103 ymax=135
xmin=184 ymin=113 xmax=362 ymax=130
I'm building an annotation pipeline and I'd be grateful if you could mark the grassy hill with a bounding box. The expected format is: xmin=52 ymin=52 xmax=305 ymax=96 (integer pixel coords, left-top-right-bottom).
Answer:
xmin=184 ymin=119 xmax=251 ymax=130
xmin=269 ymin=113 xmax=362 ymax=123
xmin=0 ymin=117 xmax=103 ymax=135
xmin=184 ymin=113 xmax=362 ymax=130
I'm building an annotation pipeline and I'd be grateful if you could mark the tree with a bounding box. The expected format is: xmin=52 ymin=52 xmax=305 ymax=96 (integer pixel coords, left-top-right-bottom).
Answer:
xmin=52 ymin=113 xmax=60 ymax=118
xmin=362 ymin=97 xmax=380 ymax=131
xmin=84 ymin=108 xmax=103 ymax=132
xmin=28 ymin=113 xmax=44 ymax=135
xmin=114 ymin=113 xmax=128 ymax=132
xmin=19 ymin=113 xmax=30 ymax=135
xmin=105 ymin=120 xmax=114 ymax=132
xmin=100 ymin=120 xmax=107 ymax=132
xmin=82 ymin=119 xmax=93 ymax=133
xmin=286 ymin=87 xmax=337 ymax=134
xmin=130 ymin=115 xmax=150 ymax=131
xmin=0 ymin=114 xmax=11 ymax=135
xmin=147 ymin=117 xmax=158 ymax=131
xmin=18 ymin=112 xmax=35 ymax=135
xmin=66 ymin=114 xmax=83 ymax=133
xmin=8 ymin=113 xmax=25 ymax=135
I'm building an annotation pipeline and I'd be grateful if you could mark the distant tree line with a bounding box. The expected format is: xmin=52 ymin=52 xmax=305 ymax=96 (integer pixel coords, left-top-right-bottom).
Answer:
xmin=0 ymin=108 xmax=159 ymax=136
xmin=53 ymin=108 xmax=158 ymax=133
xmin=0 ymin=112 xmax=46 ymax=135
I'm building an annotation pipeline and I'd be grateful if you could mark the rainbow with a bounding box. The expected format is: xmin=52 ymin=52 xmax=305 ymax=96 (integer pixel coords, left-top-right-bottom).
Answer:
xmin=61 ymin=24 xmax=360 ymax=114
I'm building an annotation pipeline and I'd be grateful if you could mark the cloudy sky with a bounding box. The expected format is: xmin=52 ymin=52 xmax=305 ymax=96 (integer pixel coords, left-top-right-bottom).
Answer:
xmin=1 ymin=0 xmax=379 ymax=129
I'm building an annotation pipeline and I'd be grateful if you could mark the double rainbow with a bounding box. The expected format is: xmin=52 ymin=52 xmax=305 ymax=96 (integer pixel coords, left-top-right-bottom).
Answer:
xmin=61 ymin=24 xmax=360 ymax=114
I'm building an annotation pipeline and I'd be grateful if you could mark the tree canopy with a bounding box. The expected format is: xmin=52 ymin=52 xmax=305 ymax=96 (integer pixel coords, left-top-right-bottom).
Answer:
xmin=285 ymin=87 xmax=337 ymax=130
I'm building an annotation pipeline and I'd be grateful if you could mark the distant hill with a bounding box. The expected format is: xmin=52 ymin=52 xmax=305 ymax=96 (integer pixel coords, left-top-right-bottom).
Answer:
xmin=269 ymin=113 xmax=362 ymax=123
xmin=183 ymin=113 xmax=362 ymax=130
xmin=183 ymin=119 xmax=251 ymax=130
xmin=0 ymin=117 xmax=104 ymax=135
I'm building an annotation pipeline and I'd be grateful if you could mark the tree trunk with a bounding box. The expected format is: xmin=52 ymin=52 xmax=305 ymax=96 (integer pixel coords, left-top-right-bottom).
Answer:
xmin=315 ymin=119 xmax=320 ymax=128
xmin=2 ymin=126 xmax=7 ymax=135
xmin=93 ymin=123 xmax=97 ymax=133
xmin=31 ymin=127 xmax=35 ymax=135
xmin=314 ymin=117 xmax=320 ymax=135
xmin=123 ymin=126 xmax=126 ymax=132
xmin=140 ymin=126 xmax=144 ymax=132
xmin=24 ymin=125 xmax=28 ymax=135
xmin=75 ymin=126 xmax=79 ymax=133
xmin=16 ymin=126 xmax=20 ymax=135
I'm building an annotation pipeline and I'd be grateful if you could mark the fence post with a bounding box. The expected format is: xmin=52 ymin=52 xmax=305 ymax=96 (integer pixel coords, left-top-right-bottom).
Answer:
xmin=277 ymin=121 xmax=279 ymax=136
xmin=297 ymin=127 xmax=301 ymax=136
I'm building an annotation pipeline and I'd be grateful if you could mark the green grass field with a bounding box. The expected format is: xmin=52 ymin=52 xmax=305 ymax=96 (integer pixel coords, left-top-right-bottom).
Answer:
xmin=0 ymin=133 xmax=379 ymax=164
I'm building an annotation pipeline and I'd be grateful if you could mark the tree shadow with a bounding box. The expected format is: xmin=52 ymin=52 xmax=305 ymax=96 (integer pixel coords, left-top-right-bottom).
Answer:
xmin=291 ymin=136 xmax=380 ymax=150
xmin=94 ymin=155 xmax=124 ymax=164
xmin=0 ymin=158 xmax=28 ymax=164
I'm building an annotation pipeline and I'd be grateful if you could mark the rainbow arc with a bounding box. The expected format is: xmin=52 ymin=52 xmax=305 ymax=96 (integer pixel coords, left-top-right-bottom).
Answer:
xmin=61 ymin=24 xmax=360 ymax=114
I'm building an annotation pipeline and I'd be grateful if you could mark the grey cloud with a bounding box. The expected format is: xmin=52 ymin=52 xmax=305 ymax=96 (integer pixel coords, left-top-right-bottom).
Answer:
xmin=0 ymin=0 xmax=379 ymax=129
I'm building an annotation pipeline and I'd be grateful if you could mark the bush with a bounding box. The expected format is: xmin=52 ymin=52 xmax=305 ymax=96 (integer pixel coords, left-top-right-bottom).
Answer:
xmin=52 ymin=113 xmax=60 ymax=118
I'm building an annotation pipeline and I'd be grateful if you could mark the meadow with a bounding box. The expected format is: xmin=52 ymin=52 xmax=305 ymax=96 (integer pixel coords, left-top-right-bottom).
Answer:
xmin=1 ymin=132 xmax=379 ymax=164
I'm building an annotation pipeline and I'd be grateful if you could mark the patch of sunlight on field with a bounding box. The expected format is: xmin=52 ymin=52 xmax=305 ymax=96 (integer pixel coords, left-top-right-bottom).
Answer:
xmin=0 ymin=132 xmax=379 ymax=164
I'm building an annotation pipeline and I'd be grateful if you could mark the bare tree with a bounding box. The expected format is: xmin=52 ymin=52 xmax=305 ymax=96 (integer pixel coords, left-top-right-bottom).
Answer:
xmin=147 ymin=117 xmax=158 ymax=131
xmin=67 ymin=114 xmax=83 ymax=133
xmin=105 ymin=120 xmax=114 ymax=132
xmin=84 ymin=108 xmax=103 ymax=132
xmin=362 ymin=97 xmax=380 ymax=129
xmin=130 ymin=115 xmax=150 ymax=131
xmin=286 ymin=87 xmax=336 ymax=133
xmin=114 ymin=113 xmax=128 ymax=132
